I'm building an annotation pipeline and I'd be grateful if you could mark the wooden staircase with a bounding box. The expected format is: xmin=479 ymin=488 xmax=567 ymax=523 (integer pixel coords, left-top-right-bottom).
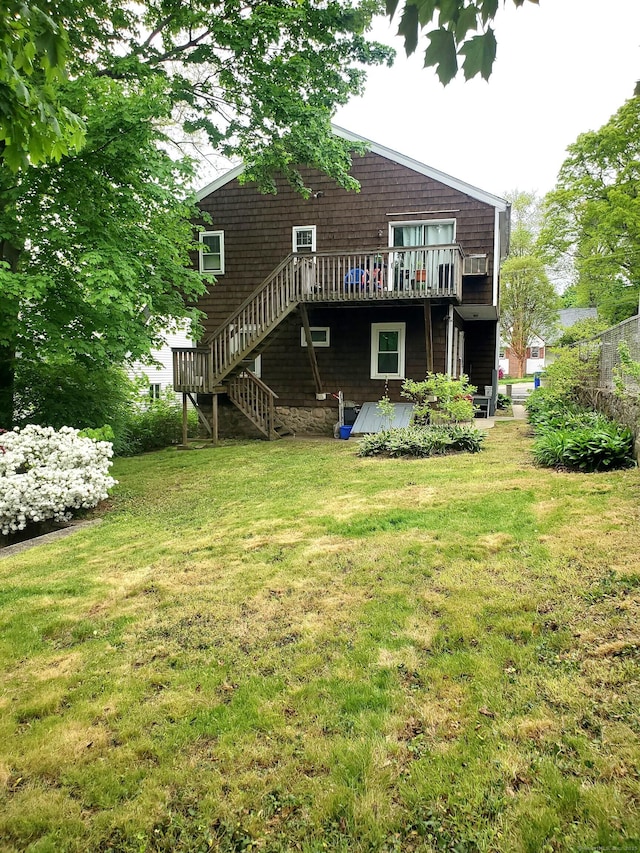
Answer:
xmin=227 ymin=370 xmax=293 ymax=440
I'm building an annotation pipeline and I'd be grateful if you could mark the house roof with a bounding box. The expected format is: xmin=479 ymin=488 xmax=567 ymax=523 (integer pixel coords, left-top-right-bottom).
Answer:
xmin=195 ymin=126 xmax=509 ymax=212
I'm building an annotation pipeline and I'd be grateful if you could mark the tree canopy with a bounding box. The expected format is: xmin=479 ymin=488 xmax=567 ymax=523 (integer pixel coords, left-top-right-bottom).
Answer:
xmin=0 ymin=0 xmax=396 ymax=427
xmin=387 ymin=0 xmax=539 ymax=85
xmin=541 ymin=95 xmax=640 ymax=325
xmin=500 ymin=191 xmax=559 ymax=377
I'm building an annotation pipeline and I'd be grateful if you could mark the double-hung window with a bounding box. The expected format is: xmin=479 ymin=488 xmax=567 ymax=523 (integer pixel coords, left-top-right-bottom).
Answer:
xmin=371 ymin=323 xmax=406 ymax=379
xmin=199 ymin=231 xmax=225 ymax=274
xmin=292 ymin=226 xmax=316 ymax=254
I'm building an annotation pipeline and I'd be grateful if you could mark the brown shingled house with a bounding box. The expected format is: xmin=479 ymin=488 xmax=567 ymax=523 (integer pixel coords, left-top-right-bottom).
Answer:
xmin=173 ymin=128 xmax=511 ymax=440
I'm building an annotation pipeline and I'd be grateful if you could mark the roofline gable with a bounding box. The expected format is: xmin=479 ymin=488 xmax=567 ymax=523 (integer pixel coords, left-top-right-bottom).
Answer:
xmin=195 ymin=126 xmax=508 ymax=211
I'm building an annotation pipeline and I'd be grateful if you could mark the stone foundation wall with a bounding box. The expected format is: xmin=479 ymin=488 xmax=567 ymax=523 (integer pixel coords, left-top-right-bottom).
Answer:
xmin=275 ymin=405 xmax=337 ymax=436
xmin=579 ymin=388 xmax=640 ymax=462
xmin=215 ymin=401 xmax=339 ymax=439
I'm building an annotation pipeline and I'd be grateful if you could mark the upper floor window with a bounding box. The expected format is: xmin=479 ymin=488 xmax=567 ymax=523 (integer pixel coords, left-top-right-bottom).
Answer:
xmin=390 ymin=220 xmax=455 ymax=247
xmin=530 ymin=346 xmax=541 ymax=358
xmin=293 ymin=225 xmax=316 ymax=254
xmin=199 ymin=231 xmax=225 ymax=274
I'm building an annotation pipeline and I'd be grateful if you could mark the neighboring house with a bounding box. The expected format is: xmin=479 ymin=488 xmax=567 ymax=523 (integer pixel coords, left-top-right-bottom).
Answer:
xmin=499 ymin=308 xmax=599 ymax=377
xmin=130 ymin=326 xmax=194 ymax=401
xmin=499 ymin=336 xmax=546 ymax=378
xmin=172 ymin=127 xmax=510 ymax=439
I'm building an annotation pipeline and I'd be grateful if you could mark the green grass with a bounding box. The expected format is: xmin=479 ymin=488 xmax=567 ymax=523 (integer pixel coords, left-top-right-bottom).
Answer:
xmin=1 ymin=423 xmax=639 ymax=852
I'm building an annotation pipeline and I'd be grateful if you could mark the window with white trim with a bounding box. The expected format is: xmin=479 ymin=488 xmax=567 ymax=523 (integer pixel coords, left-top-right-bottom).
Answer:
xmin=149 ymin=383 xmax=161 ymax=400
xmin=300 ymin=326 xmax=330 ymax=347
xmin=389 ymin=219 xmax=455 ymax=247
xmin=241 ymin=354 xmax=262 ymax=378
xmin=199 ymin=231 xmax=225 ymax=274
xmin=370 ymin=322 xmax=406 ymax=379
xmin=292 ymin=225 xmax=316 ymax=253
xmin=530 ymin=346 xmax=540 ymax=358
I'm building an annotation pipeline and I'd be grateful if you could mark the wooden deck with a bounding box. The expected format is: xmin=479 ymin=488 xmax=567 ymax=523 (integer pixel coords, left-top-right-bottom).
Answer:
xmin=173 ymin=246 xmax=463 ymax=395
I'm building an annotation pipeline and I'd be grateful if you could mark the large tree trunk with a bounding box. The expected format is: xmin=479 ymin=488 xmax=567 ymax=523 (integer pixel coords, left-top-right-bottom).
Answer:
xmin=0 ymin=344 xmax=15 ymax=430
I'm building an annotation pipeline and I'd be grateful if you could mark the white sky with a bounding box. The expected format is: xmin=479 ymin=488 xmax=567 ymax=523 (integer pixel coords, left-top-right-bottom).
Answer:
xmin=334 ymin=0 xmax=640 ymax=199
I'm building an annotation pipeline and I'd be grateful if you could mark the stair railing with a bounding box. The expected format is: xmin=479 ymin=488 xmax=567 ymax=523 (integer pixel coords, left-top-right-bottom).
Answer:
xmin=227 ymin=369 xmax=278 ymax=439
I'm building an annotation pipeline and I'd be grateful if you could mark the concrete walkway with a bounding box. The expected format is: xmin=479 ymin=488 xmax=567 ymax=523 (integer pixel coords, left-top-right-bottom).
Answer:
xmin=475 ymin=403 xmax=527 ymax=429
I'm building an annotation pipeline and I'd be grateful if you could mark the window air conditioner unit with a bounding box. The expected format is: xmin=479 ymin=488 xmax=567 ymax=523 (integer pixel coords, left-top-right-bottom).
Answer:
xmin=463 ymin=254 xmax=488 ymax=276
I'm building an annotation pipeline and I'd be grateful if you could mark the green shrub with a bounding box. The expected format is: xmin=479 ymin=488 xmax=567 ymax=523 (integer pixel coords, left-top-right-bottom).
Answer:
xmin=402 ymin=373 xmax=476 ymax=424
xmin=119 ymin=392 xmax=198 ymax=455
xmin=78 ymin=425 xmax=116 ymax=443
xmin=357 ymin=424 xmax=485 ymax=458
xmin=14 ymin=359 xmax=134 ymax=440
xmin=496 ymin=393 xmax=510 ymax=410
xmin=541 ymin=347 xmax=598 ymax=401
xmin=532 ymin=421 xmax=634 ymax=472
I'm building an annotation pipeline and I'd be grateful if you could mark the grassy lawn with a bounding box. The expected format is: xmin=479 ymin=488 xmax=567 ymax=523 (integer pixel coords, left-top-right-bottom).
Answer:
xmin=1 ymin=422 xmax=639 ymax=852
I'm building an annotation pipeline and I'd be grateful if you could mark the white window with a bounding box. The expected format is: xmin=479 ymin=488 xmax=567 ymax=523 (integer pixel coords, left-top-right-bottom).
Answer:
xmin=389 ymin=219 xmax=455 ymax=247
xmin=370 ymin=323 xmax=406 ymax=379
xmin=530 ymin=346 xmax=540 ymax=358
xmin=292 ymin=225 xmax=316 ymax=254
xmin=300 ymin=327 xmax=330 ymax=347
xmin=499 ymin=347 xmax=506 ymax=359
xmin=241 ymin=354 xmax=261 ymax=378
xmin=149 ymin=383 xmax=161 ymax=400
xmin=199 ymin=231 xmax=225 ymax=274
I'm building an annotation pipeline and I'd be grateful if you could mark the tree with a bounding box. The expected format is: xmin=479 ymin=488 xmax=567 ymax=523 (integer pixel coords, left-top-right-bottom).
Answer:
xmin=0 ymin=0 xmax=395 ymax=427
xmin=387 ymin=0 xmax=539 ymax=85
xmin=0 ymin=1 xmax=85 ymax=169
xmin=500 ymin=191 xmax=559 ymax=377
xmin=0 ymin=79 xmax=206 ymax=428
xmin=541 ymin=95 xmax=640 ymax=325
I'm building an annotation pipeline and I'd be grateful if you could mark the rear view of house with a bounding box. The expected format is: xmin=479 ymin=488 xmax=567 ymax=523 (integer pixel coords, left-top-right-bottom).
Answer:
xmin=173 ymin=128 xmax=510 ymax=439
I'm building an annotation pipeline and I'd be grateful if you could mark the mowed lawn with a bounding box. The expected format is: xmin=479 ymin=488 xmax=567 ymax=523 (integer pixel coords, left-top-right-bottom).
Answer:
xmin=1 ymin=422 xmax=639 ymax=853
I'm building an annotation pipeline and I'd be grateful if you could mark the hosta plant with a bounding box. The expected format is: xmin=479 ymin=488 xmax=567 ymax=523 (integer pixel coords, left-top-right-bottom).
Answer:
xmin=532 ymin=421 xmax=634 ymax=472
xmin=357 ymin=424 xmax=485 ymax=458
xmin=0 ymin=425 xmax=116 ymax=535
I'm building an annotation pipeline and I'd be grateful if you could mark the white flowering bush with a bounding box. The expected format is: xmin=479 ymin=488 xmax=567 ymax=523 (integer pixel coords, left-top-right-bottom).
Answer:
xmin=0 ymin=425 xmax=117 ymax=535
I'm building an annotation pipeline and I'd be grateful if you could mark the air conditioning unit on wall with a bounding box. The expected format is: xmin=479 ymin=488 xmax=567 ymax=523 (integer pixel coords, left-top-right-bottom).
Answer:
xmin=463 ymin=254 xmax=488 ymax=276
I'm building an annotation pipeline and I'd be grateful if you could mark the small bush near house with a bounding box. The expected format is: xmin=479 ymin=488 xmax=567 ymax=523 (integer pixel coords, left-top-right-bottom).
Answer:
xmin=402 ymin=373 xmax=477 ymax=423
xmin=496 ymin=392 xmax=511 ymax=410
xmin=357 ymin=424 xmax=485 ymax=458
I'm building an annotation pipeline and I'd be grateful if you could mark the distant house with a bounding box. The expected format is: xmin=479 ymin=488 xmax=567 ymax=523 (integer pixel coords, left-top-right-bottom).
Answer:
xmin=499 ymin=308 xmax=599 ymax=377
xmin=499 ymin=336 xmax=546 ymax=377
xmin=172 ymin=127 xmax=511 ymax=439
xmin=130 ymin=326 xmax=194 ymax=401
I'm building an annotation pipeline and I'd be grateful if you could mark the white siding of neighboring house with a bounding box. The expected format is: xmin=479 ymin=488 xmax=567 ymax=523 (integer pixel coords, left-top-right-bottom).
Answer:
xmin=130 ymin=327 xmax=194 ymax=399
xmin=525 ymin=335 xmax=545 ymax=375
xmin=499 ymin=334 xmax=545 ymax=377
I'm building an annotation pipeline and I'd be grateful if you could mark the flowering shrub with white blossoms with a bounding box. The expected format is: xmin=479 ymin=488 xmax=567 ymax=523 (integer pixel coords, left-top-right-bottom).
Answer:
xmin=0 ymin=425 xmax=117 ymax=536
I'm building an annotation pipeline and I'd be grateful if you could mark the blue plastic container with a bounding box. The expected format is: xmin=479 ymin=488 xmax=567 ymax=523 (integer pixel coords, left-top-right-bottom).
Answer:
xmin=339 ymin=424 xmax=353 ymax=440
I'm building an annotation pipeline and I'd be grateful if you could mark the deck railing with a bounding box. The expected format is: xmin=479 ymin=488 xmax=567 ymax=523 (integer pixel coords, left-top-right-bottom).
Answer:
xmin=172 ymin=347 xmax=211 ymax=393
xmin=174 ymin=245 xmax=463 ymax=391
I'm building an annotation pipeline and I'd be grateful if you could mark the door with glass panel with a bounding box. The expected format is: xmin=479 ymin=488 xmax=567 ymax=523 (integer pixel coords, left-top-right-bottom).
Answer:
xmin=390 ymin=221 xmax=455 ymax=292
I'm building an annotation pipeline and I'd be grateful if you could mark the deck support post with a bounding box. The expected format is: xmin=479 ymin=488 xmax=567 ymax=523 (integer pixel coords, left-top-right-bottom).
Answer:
xmin=424 ymin=302 xmax=434 ymax=374
xmin=212 ymin=393 xmax=219 ymax=445
xmin=182 ymin=393 xmax=188 ymax=446
xmin=299 ymin=304 xmax=324 ymax=395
